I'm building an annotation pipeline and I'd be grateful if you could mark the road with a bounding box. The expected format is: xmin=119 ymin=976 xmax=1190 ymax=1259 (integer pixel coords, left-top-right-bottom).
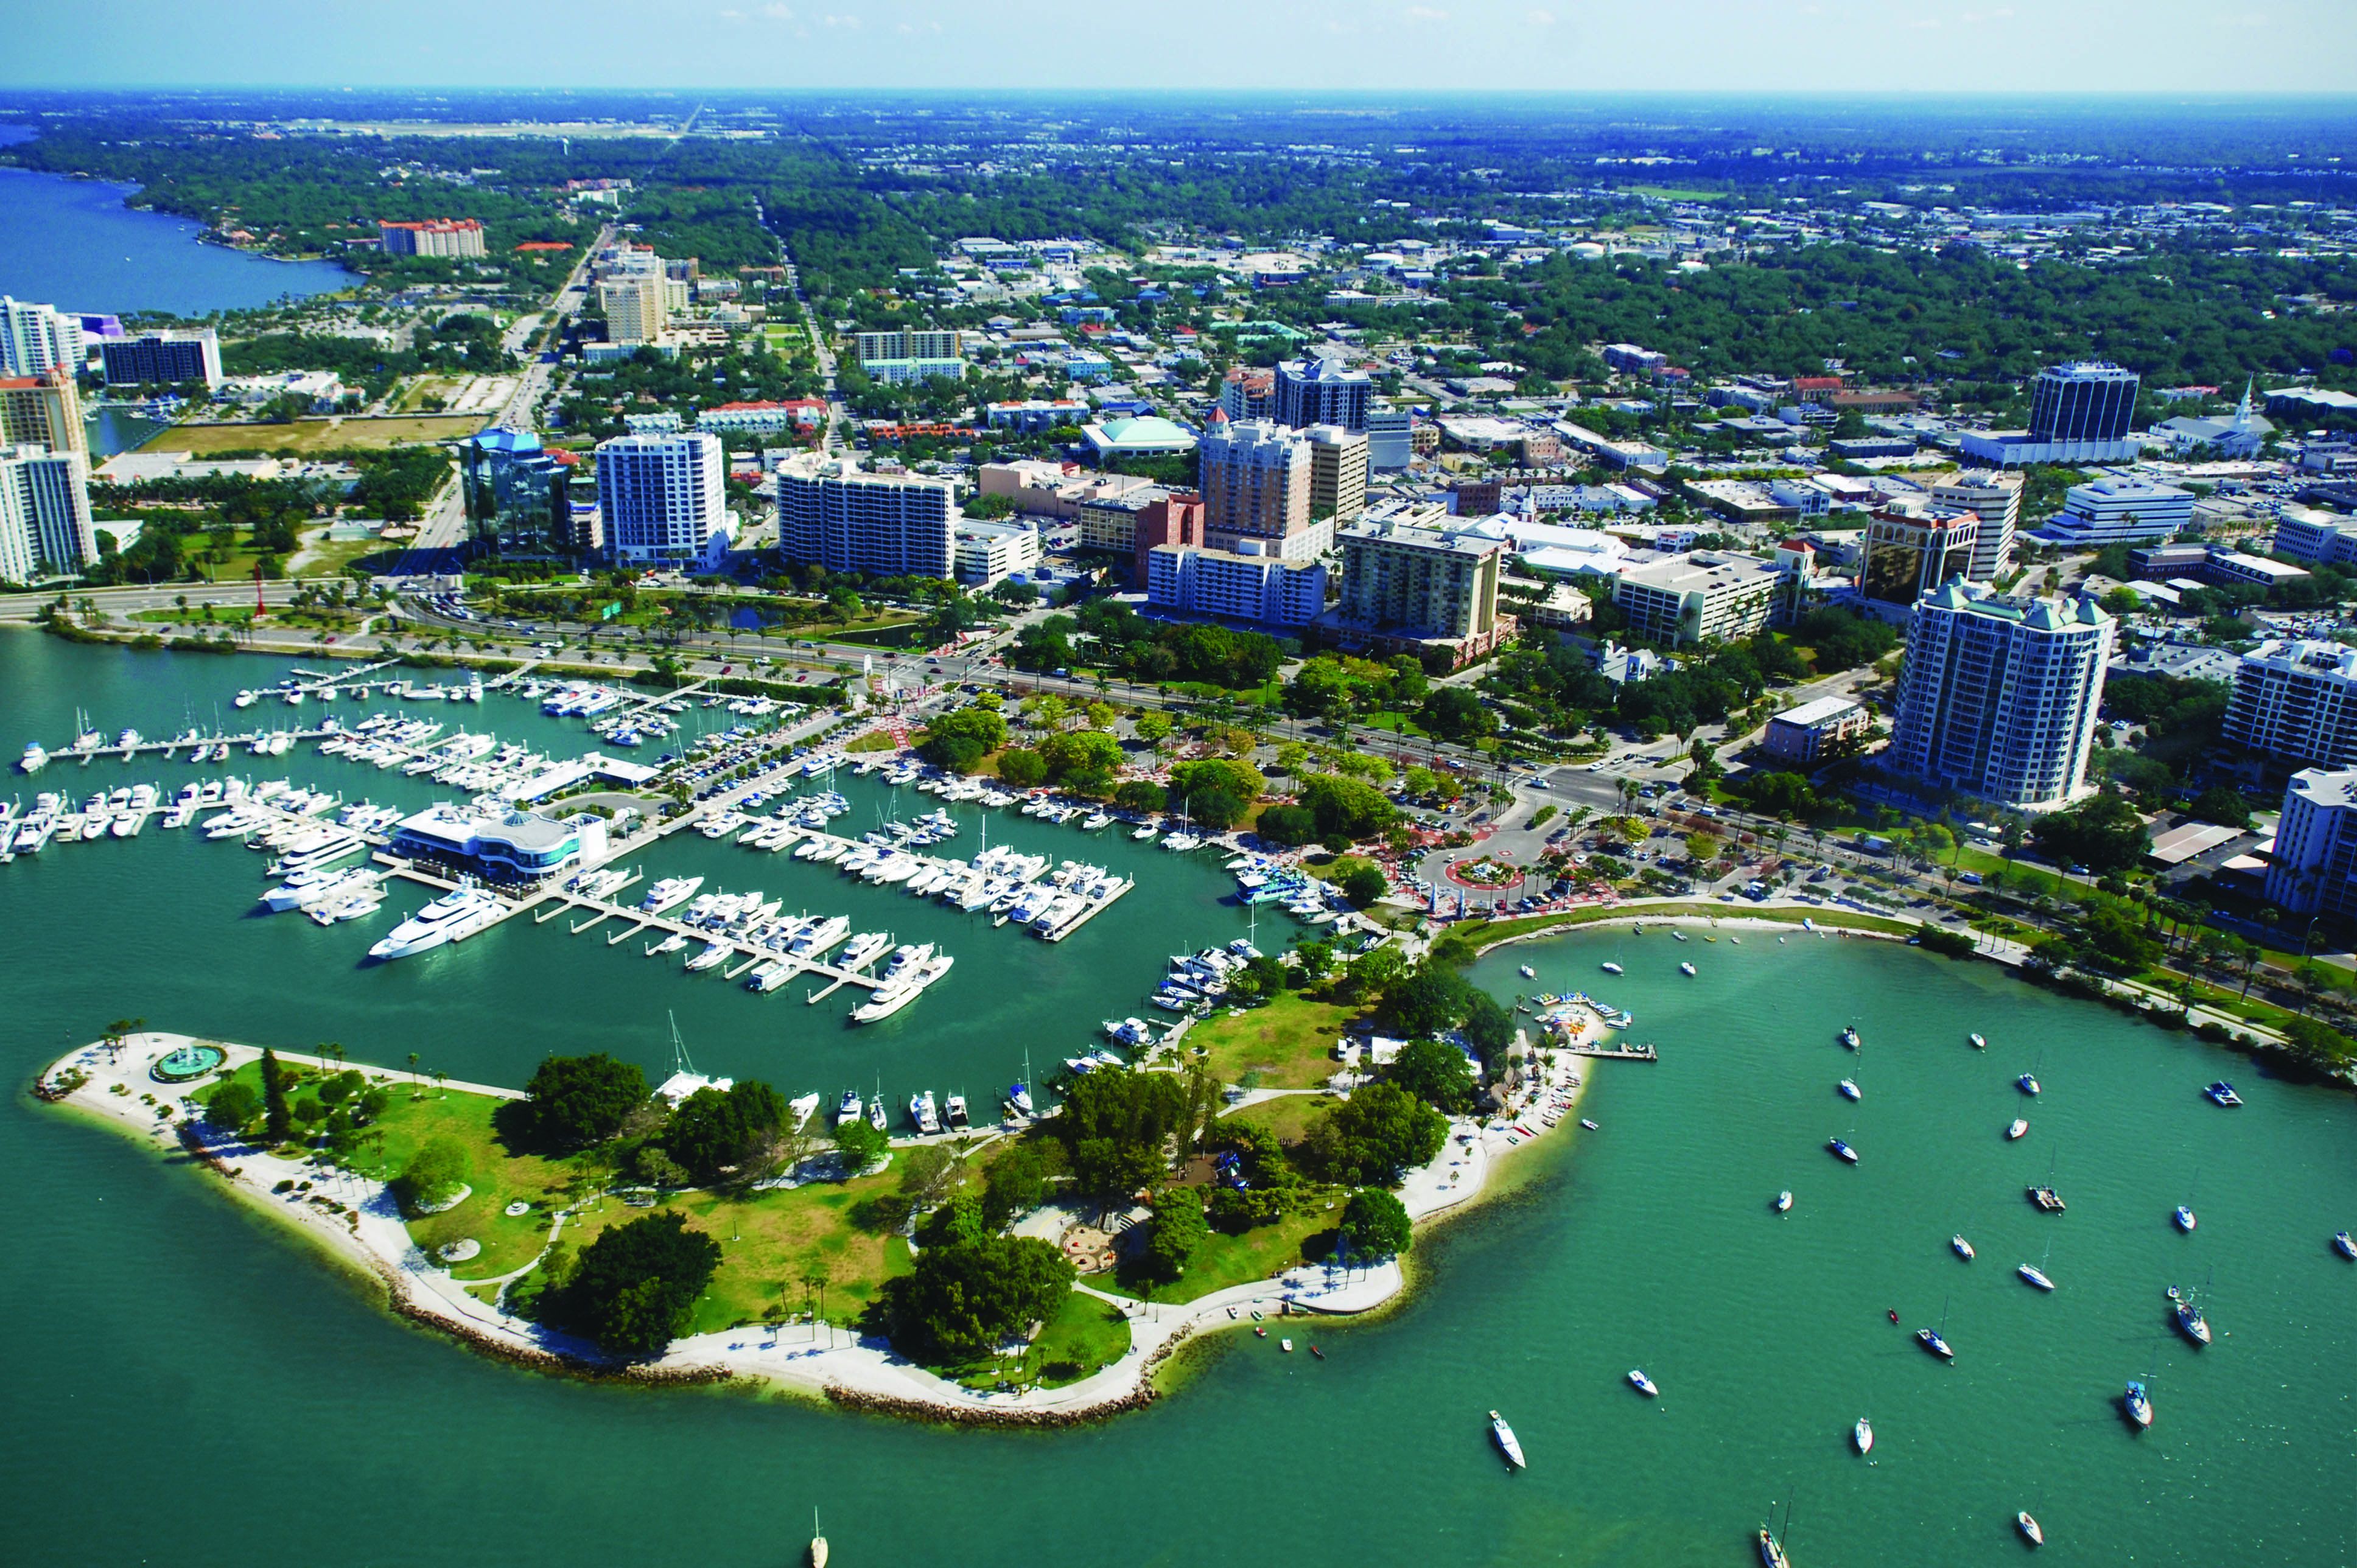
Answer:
xmin=0 ymin=579 xmax=313 ymax=622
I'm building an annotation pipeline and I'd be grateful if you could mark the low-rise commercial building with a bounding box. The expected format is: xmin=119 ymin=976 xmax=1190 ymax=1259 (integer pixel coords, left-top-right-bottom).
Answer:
xmin=388 ymin=803 xmax=606 ymax=882
xmin=1762 ymin=695 xmax=1870 ymax=763
xmin=2026 ymin=477 xmax=2195 ymax=548
xmin=953 ymin=520 xmax=1042 ymax=589
xmin=696 ymin=400 xmax=827 ymax=436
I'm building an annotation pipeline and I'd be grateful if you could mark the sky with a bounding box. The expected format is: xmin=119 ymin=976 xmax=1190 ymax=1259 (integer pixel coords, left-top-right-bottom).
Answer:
xmin=3 ymin=0 xmax=2353 ymax=94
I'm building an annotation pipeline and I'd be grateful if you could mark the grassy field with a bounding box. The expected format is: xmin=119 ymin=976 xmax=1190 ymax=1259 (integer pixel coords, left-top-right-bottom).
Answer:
xmin=1096 ymin=1203 xmax=1340 ymax=1304
xmin=1219 ymin=1091 xmax=1333 ymax=1146
xmin=1186 ymin=993 xmax=1360 ymax=1090
xmin=944 ymin=1287 xmax=1133 ymax=1391
xmin=158 ymin=414 xmax=488 ymax=456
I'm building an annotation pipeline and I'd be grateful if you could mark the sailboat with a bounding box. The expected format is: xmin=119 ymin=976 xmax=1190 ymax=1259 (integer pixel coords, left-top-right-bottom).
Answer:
xmin=1852 ymin=1416 xmax=1874 ymax=1455
xmin=2173 ymin=1268 xmax=2215 ymax=1346
xmin=1757 ymin=1497 xmax=1794 ymax=1568
xmin=809 ymin=1508 xmax=828 ymax=1567
xmin=2124 ymin=1351 xmax=2156 ymax=1430
xmin=1916 ymin=1296 xmax=1955 ymax=1360
xmin=2174 ymin=1167 xmax=2199 ymax=1233
xmin=2019 ymin=1236 xmax=2056 ymax=1292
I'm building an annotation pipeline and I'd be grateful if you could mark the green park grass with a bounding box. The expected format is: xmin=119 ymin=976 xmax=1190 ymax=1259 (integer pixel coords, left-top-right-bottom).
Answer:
xmin=945 ymin=1288 xmax=1133 ymax=1391
xmin=1220 ymin=1091 xmax=1334 ymax=1146
xmin=1095 ymin=1204 xmax=1340 ymax=1305
xmin=1186 ymin=992 xmax=1359 ymax=1090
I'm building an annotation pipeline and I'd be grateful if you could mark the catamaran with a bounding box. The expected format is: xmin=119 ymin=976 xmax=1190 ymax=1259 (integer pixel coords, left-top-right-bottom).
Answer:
xmin=2204 ymin=1080 xmax=2243 ymax=1107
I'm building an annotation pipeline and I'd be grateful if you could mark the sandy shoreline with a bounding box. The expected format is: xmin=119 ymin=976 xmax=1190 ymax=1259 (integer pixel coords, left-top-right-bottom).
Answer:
xmin=35 ymin=1024 xmax=1606 ymax=1423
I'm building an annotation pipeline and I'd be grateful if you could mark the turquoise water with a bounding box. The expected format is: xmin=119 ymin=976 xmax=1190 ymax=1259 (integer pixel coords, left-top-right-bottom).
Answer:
xmin=2 ymin=634 xmax=2352 ymax=1568
xmin=0 ymin=161 xmax=349 ymax=315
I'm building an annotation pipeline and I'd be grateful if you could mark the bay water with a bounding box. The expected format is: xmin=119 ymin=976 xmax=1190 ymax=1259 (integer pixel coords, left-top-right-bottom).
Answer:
xmin=1 ymin=633 xmax=2350 ymax=1567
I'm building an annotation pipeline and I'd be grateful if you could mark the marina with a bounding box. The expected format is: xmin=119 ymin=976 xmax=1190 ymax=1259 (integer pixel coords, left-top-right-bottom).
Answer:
xmin=4 ymin=637 xmax=2356 ymax=1568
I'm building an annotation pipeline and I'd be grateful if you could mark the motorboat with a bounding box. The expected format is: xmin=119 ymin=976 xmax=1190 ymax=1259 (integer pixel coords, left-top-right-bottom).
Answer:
xmin=367 ymin=887 xmax=500 ymax=961
xmin=1678 ymin=961 xmax=1697 ymax=977
xmin=1953 ymin=1234 xmax=1975 ymax=1261
xmin=1627 ymin=1370 xmax=1658 ymax=1398
xmin=1518 ymin=964 xmax=1536 ymax=979
xmin=2124 ymin=1380 xmax=2153 ymax=1430
xmin=640 ymin=876 xmax=704 ymax=914
xmin=2006 ymin=1118 xmax=2030 ymax=1140
xmin=1838 ymin=1079 xmax=1861 ymax=1102
xmin=1827 ymin=1137 xmax=1858 ymax=1165
xmin=2017 ymin=1513 xmax=2044 ymax=1548
xmin=1600 ymin=961 xmax=1622 ymax=975
xmin=1853 ymin=1418 xmax=1874 ymax=1455
xmin=909 ymin=1091 xmax=942 ymax=1135
xmin=1488 ymin=1410 xmax=1524 ymax=1470
xmin=2174 ymin=1205 xmax=2197 ymax=1233
xmin=2017 ymin=1073 xmax=2040 ymax=1096
xmin=835 ymin=1090 xmax=863 ymax=1128
xmin=944 ymin=1093 xmax=970 ymax=1130
xmin=1009 ymin=1080 xmax=1034 ymax=1116
xmin=18 ymin=742 xmax=46 ymax=774
xmin=2204 ymin=1080 xmax=2243 ymax=1107
xmin=1773 ymin=1190 xmax=1792 ymax=1214
xmin=2019 ymin=1263 xmax=2056 ymax=1292
xmin=1969 ymin=1032 xmax=1986 ymax=1049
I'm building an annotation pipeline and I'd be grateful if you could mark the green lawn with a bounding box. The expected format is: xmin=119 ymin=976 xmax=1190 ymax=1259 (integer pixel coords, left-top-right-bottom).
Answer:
xmin=1186 ymin=992 xmax=1361 ymax=1090
xmin=1219 ymin=1091 xmax=1333 ymax=1146
xmin=1097 ymin=1204 xmax=1341 ymax=1305
xmin=944 ymin=1287 xmax=1133 ymax=1391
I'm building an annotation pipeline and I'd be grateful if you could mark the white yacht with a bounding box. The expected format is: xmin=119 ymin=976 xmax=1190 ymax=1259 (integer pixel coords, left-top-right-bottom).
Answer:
xmin=367 ymin=887 xmax=502 ymax=961
xmin=639 ymin=876 xmax=704 ymax=914
xmin=18 ymin=742 xmax=46 ymax=774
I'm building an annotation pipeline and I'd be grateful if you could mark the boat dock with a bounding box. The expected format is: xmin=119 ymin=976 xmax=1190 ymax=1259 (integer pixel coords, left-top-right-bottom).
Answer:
xmin=1563 ymin=1041 xmax=1659 ymax=1061
xmin=536 ymin=890 xmax=892 ymax=995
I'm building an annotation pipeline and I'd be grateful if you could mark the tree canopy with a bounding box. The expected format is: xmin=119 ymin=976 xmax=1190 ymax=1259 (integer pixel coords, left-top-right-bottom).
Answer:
xmin=545 ymin=1210 xmax=721 ymax=1356
xmin=519 ymin=1053 xmax=648 ymax=1151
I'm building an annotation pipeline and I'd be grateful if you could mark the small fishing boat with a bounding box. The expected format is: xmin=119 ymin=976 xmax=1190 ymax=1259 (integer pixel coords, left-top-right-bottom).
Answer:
xmin=1838 ymin=1026 xmax=1860 ymax=1049
xmin=2204 ymin=1080 xmax=2243 ymax=1107
xmin=2006 ymin=1118 xmax=2029 ymax=1141
xmin=2017 ymin=1512 xmax=2044 ymax=1547
xmin=1953 ymin=1234 xmax=1975 ymax=1261
xmin=1254 ymin=1326 xmax=1267 ymax=1339
xmin=1774 ymin=1190 xmax=1793 ymax=1214
xmin=1969 ymin=1032 xmax=1986 ymax=1049
xmin=2124 ymin=1380 xmax=2153 ymax=1430
xmin=1838 ymin=1078 xmax=1861 ymax=1102
xmin=1679 ymin=961 xmax=1697 ymax=977
xmin=1627 ymin=1369 xmax=1659 ymax=1398
xmin=1579 ymin=1118 xmax=1599 ymax=1131
xmin=1827 ymin=1136 xmax=1858 ymax=1164
xmin=1489 ymin=1410 xmax=1525 ymax=1470
xmin=1853 ymin=1417 xmax=1874 ymax=1455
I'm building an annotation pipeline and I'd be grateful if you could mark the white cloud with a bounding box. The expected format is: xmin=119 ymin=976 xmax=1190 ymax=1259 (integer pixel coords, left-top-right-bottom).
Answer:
xmin=1526 ymin=8 xmax=1555 ymax=24
xmin=822 ymin=12 xmax=863 ymax=27
xmin=762 ymin=2 xmax=795 ymax=16
xmin=1404 ymin=5 xmax=1451 ymax=20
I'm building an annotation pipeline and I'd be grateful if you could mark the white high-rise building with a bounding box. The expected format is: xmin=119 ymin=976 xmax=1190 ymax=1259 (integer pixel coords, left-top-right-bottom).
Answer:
xmin=1931 ymin=471 xmax=2024 ymax=582
xmin=1888 ymin=581 xmax=2113 ymax=811
xmin=2222 ymin=640 xmax=2357 ymax=772
xmin=2266 ymin=768 xmax=2357 ymax=919
xmin=592 ymin=432 xmax=726 ymax=565
xmin=774 ymin=453 xmax=954 ymax=579
xmin=0 ymin=298 xmax=82 ymax=378
xmin=0 ymin=443 xmax=97 ymax=584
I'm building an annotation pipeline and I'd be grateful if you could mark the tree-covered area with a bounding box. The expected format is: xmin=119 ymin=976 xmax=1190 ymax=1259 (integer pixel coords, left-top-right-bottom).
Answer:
xmin=554 ymin=338 xmax=823 ymax=444
xmin=1012 ymin=598 xmax=1286 ymax=689
xmin=540 ymin=1211 xmax=723 ymax=1356
xmin=226 ymin=312 xmax=513 ymax=402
